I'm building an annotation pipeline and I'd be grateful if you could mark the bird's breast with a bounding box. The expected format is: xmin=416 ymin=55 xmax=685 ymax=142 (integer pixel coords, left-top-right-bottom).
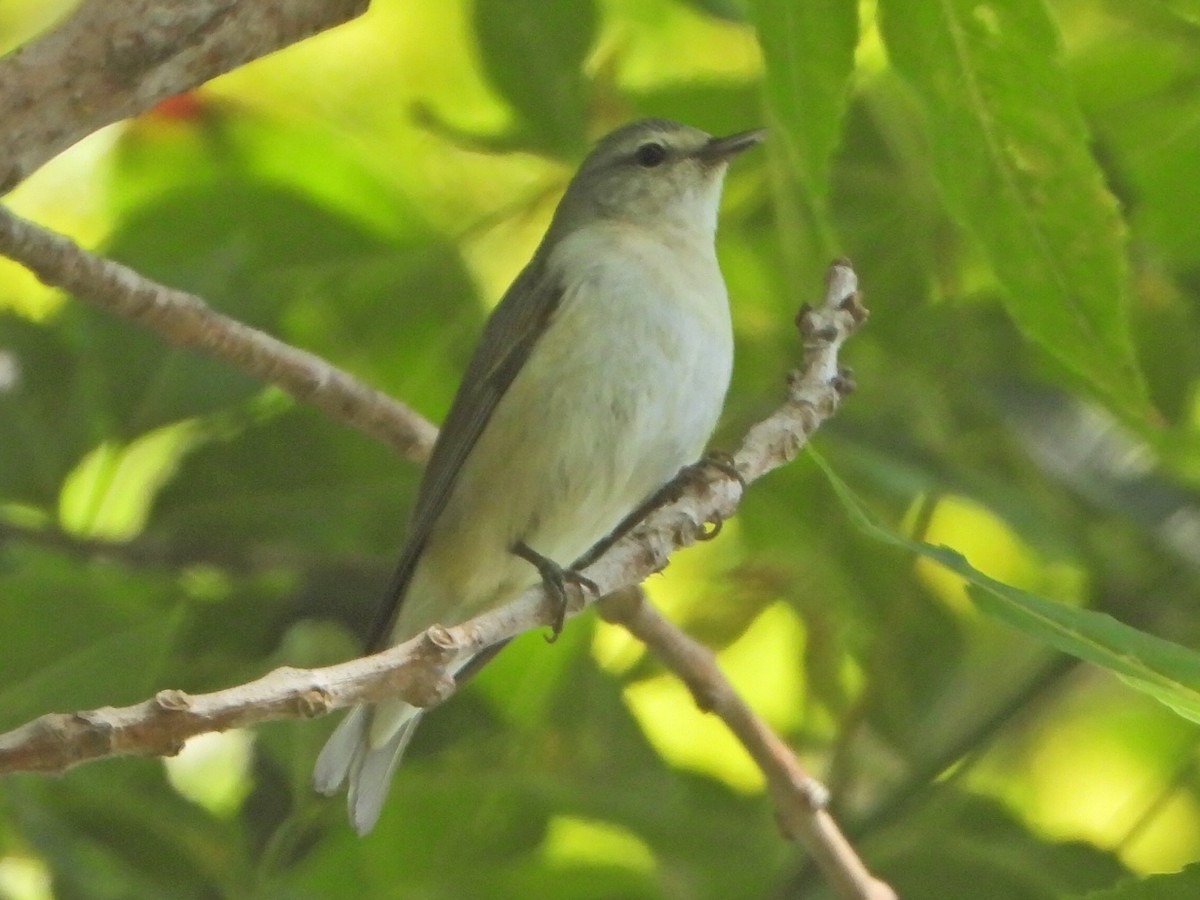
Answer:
xmin=406 ymin=221 xmax=734 ymax=625
xmin=517 ymin=222 xmax=735 ymax=539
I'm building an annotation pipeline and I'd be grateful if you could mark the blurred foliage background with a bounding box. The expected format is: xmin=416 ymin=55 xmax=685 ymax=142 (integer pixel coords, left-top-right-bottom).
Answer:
xmin=3 ymin=0 xmax=1200 ymax=897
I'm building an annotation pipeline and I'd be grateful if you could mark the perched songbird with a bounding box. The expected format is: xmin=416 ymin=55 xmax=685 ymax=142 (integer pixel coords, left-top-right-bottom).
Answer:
xmin=314 ymin=118 xmax=764 ymax=833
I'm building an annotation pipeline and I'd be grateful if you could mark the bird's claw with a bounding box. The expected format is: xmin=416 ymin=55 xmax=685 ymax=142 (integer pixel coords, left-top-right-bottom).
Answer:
xmin=697 ymin=516 xmax=723 ymax=541
xmin=513 ymin=541 xmax=598 ymax=642
xmin=696 ymin=450 xmax=746 ymax=490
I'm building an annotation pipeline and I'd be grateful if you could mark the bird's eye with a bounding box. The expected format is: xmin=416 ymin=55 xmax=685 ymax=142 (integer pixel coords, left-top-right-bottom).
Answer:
xmin=634 ymin=142 xmax=667 ymax=168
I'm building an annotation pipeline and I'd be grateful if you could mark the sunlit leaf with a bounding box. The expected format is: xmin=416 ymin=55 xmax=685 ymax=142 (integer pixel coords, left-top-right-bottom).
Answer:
xmin=817 ymin=451 xmax=1200 ymax=726
xmin=878 ymin=0 xmax=1150 ymax=418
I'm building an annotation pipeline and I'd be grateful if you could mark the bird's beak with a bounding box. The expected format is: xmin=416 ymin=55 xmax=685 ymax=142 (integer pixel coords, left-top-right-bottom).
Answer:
xmin=698 ymin=128 xmax=767 ymax=164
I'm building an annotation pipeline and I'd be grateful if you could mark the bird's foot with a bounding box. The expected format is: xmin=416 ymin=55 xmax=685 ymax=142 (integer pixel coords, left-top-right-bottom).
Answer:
xmin=665 ymin=451 xmax=747 ymax=501
xmin=691 ymin=450 xmax=746 ymax=490
xmin=672 ymin=452 xmax=744 ymax=541
xmin=513 ymin=541 xmax=599 ymax=642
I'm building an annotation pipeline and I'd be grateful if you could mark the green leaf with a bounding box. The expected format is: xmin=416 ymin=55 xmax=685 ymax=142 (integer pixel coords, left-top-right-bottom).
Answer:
xmin=1077 ymin=864 xmax=1200 ymax=899
xmin=1082 ymin=46 xmax=1200 ymax=272
xmin=677 ymin=0 xmax=748 ymax=21
xmin=148 ymin=405 xmax=418 ymax=557
xmin=878 ymin=0 xmax=1150 ymax=418
xmin=9 ymin=762 xmax=247 ymax=899
xmin=749 ymin=0 xmax=858 ymax=200
xmin=966 ymin=580 xmax=1200 ymax=724
xmin=0 ymin=314 xmax=105 ymax=506
xmin=749 ymin=0 xmax=857 ymax=288
xmin=814 ymin=451 xmax=1200 ymax=726
xmin=1148 ymin=0 xmax=1200 ymax=27
xmin=852 ymin=787 xmax=1129 ymax=899
xmin=114 ymin=109 xmax=434 ymax=245
xmin=107 ymin=106 xmax=479 ymax=421
xmin=627 ymin=83 xmax=763 ymax=149
xmin=0 ymin=550 xmax=185 ymax=729
xmin=472 ymin=0 xmax=596 ymax=156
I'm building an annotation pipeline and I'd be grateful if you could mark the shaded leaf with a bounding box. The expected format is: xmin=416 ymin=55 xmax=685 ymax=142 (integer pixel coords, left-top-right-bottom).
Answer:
xmin=678 ymin=0 xmax=747 ymax=22
xmin=750 ymin=0 xmax=857 ymax=200
xmin=0 ymin=314 xmax=104 ymax=505
xmin=472 ymin=0 xmax=596 ymax=156
xmin=0 ymin=548 xmax=184 ymax=729
xmin=1078 ymin=863 xmax=1200 ymax=899
xmin=854 ymin=788 xmax=1129 ymax=899
xmin=9 ymin=762 xmax=245 ymax=899
xmin=1148 ymin=0 xmax=1200 ymax=27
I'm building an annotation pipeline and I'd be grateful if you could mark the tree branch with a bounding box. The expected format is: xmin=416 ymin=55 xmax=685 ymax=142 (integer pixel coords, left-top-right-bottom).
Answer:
xmin=0 ymin=205 xmax=436 ymax=462
xmin=0 ymin=0 xmax=370 ymax=193
xmin=599 ymin=587 xmax=895 ymax=900
xmin=0 ymin=256 xmax=868 ymax=772
xmin=0 ymin=253 xmax=863 ymax=738
xmin=0 ymin=3 xmax=892 ymax=895
xmin=0 ymin=226 xmax=880 ymax=893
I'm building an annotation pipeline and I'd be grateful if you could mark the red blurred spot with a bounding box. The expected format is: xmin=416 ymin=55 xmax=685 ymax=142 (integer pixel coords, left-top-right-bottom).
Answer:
xmin=150 ymin=92 xmax=206 ymax=121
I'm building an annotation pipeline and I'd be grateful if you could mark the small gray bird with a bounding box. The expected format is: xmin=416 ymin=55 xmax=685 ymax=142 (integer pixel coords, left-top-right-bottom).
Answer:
xmin=313 ymin=118 xmax=764 ymax=833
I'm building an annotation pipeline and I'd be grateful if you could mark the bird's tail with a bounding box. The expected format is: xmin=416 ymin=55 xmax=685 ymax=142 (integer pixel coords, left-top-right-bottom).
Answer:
xmin=313 ymin=698 xmax=423 ymax=834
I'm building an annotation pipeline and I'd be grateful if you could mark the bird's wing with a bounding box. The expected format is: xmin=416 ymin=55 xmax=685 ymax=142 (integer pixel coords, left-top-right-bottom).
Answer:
xmin=367 ymin=258 xmax=565 ymax=649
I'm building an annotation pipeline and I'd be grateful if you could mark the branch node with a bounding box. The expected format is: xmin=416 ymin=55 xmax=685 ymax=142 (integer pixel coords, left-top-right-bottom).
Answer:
xmin=672 ymin=517 xmax=700 ymax=547
xmin=155 ymin=690 xmax=192 ymax=712
xmin=793 ymin=302 xmax=814 ymax=332
xmin=795 ymin=304 xmax=818 ymax=337
xmin=297 ymin=688 xmax=332 ymax=718
xmin=424 ymin=623 xmax=457 ymax=652
xmin=832 ymin=369 xmax=856 ymax=396
xmin=839 ymin=291 xmax=869 ymax=327
xmin=73 ymin=709 xmax=106 ymax=727
xmin=596 ymin=586 xmax=644 ymax=626
xmin=799 ymin=776 xmax=831 ymax=811
xmin=689 ymin=680 xmax=721 ymax=713
xmin=405 ymin=671 xmax=458 ymax=710
xmin=812 ymin=323 xmax=839 ymax=343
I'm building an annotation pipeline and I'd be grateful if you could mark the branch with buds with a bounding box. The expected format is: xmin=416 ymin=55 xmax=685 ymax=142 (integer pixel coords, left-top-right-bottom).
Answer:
xmin=0 ymin=261 xmax=865 ymax=773
xmin=0 ymin=2 xmax=899 ymax=899
xmin=0 ymin=227 xmax=883 ymax=895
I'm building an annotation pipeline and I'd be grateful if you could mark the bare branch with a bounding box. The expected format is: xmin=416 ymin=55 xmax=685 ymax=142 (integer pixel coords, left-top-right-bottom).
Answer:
xmin=0 ymin=248 xmax=878 ymax=894
xmin=0 ymin=0 xmax=370 ymax=193
xmin=0 ymin=258 xmax=865 ymax=763
xmin=0 ymin=4 xmax=888 ymax=894
xmin=599 ymin=587 xmax=895 ymax=900
xmin=0 ymin=205 xmax=436 ymax=462
xmin=0 ymin=628 xmax=459 ymax=773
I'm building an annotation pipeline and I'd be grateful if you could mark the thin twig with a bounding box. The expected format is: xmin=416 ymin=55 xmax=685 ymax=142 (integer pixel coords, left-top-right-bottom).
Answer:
xmin=0 ymin=205 xmax=436 ymax=462
xmin=599 ymin=587 xmax=895 ymax=900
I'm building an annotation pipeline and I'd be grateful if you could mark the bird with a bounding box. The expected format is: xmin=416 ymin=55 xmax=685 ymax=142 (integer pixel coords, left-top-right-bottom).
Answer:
xmin=313 ymin=117 xmax=764 ymax=834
